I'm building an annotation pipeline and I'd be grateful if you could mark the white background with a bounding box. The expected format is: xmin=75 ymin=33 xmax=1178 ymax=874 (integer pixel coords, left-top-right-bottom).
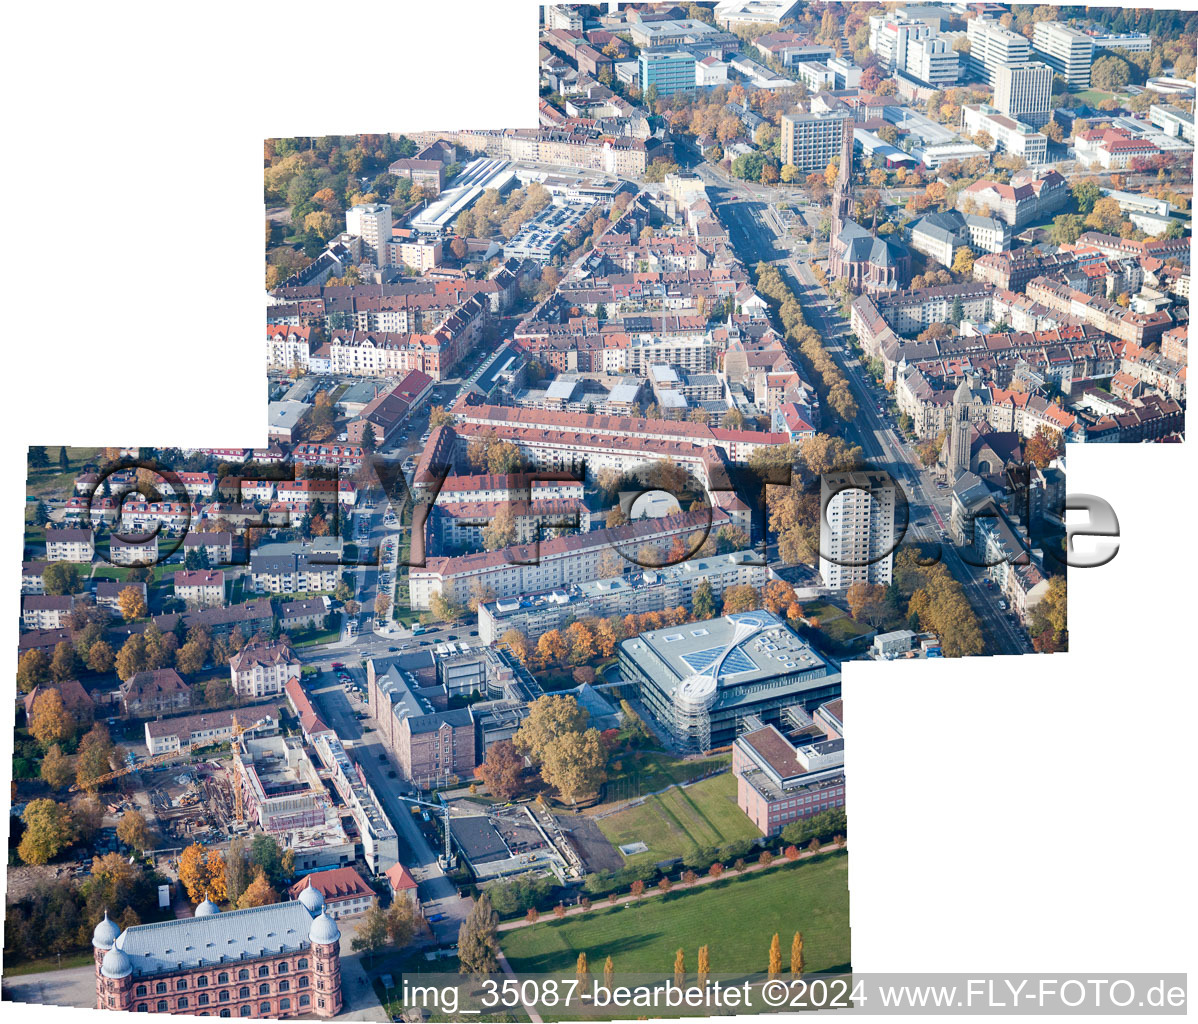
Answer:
xmin=1 ymin=1 xmax=1194 ymax=1019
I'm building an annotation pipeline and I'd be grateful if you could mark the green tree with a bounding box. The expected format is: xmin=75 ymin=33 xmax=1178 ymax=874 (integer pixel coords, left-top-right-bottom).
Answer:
xmin=39 ymin=744 xmax=74 ymax=791
xmin=1070 ymin=180 xmax=1102 ymax=216
xmin=458 ymin=894 xmax=500 ymax=976
xmin=43 ymin=562 xmax=82 ymax=596
xmin=351 ymin=903 xmax=390 ymax=964
xmin=513 ymin=694 xmax=589 ymax=763
xmin=692 ymin=578 xmax=716 ymax=620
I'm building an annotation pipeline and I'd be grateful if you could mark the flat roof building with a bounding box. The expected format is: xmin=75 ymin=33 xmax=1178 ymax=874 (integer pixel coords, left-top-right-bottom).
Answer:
xmin=618 ymin=610 xmax=841 ymax=752
xmin=1032 ymin=21 xmax=1094 ymax=89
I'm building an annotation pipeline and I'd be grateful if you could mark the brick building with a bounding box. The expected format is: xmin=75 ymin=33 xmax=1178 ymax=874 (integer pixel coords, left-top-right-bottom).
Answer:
xmin=732 ymin=707 xmax=846 ymax=836
xmin=91 ymin=888 xmax=342 ymax=1018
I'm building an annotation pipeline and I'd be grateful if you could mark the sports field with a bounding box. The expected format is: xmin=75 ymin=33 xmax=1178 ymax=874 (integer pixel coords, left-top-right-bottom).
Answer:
xmin=500 ymin=852 xmax=850 ymax=978
xmin=595 ymin=773 xmax=760 ymax=866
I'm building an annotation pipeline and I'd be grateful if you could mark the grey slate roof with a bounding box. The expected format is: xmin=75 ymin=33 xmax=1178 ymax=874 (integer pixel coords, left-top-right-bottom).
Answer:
xmin=113 ymin=902 xmax=315 ymax=976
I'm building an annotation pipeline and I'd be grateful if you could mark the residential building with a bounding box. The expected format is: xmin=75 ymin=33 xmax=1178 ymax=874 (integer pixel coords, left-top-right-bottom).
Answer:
xmin=1032 ymin=21 xmax=1094 ymax=89
xmin=409 ymin=508 xmax=733 ymax=611
xmin=818 ymin=472 xmax=896 ymax=589
xmin=344 ymin=204 xmax=392 ymax=268
xmin=119 ymin=669 xmax=192 ymax=716
xmin=91 ymin=897 xmax=343 ymax=1018
xmin=250 ymin=552 xmax=340 ymax=595
xmin=228 ymin=641 xmax=301 ymax=698
xmin=96 ymin=580 xmax=147 ymax=614
xmin=994 ymin=61 xmax=1053 ymax=127
xmin=21 ymin=594 xmax=74 ymax=630
xmin=287 ymin=868 xmax=377 ymax=920
xmin=144 ymin=710 xmax=279 ymax=756
xmin=173 ymin=570 xmax=225 ymax=609
xmin=477 ymin=549 xmax=769 ymax=644
xmin=45 ymin=527 xmax=95 ymax=562
xmin=24 ymin=680 xmax=96 ymax=725
xmin=183 ymin=531 xmax=234 ymax=565
xmin=279 ymin=597 xmax=329 ymax=633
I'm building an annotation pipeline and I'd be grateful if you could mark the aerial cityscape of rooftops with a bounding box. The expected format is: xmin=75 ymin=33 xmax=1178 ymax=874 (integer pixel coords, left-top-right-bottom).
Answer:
xmin=7 ymin=1 xmax=1190 ymax=1019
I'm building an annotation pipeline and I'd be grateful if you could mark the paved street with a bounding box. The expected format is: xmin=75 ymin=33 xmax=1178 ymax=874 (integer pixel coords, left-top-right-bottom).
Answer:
xmin=306 ymin=676 xmax=473 ymax=947
xmin=704 ymin=186 xmax=1031 ymax=657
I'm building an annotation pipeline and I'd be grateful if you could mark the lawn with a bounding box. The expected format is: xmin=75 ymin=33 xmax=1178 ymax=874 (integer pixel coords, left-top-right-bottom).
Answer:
xmin=2 ymin=949 xmax=98 ymax=976
xmin=592 ymin=748 xmax=730 ymax=814
xmin=91 ymin=564 xmax=167 ymax=584
xmin=1075 ymin=88 xmax=1117 ymax=106
xmin=501 ymin=852 xmax=850 ymax=979
xmin=595 ymin=773 xmax=759 ymax=867
xmin=802 ymin=600 xmax=873 ymax=644
xmin=25 ymin=447 xmax=102 ymax=499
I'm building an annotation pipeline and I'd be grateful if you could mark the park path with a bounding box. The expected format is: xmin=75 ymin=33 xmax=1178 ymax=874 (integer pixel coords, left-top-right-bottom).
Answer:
xmin=496 ymin=950 xmax=544 ymax=1024
xmin=497 ymin=840 xmax=846 ymax=934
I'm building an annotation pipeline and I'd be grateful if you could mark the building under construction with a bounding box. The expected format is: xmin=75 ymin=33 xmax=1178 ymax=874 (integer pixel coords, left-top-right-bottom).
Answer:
xmin=233 ymin=736 xmax=354 ymax=871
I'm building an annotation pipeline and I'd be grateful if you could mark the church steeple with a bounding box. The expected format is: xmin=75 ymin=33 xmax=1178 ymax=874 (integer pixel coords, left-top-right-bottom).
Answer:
xmin=831 ymin=116 xmax=854 ymax=236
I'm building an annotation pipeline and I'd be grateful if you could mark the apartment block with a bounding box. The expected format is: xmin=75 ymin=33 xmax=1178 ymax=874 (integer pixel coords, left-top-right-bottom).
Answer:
xmin=345 ymin=204 xmax=392 ymax=268
xmin=818 ymin=471 xmax=896 ymax=589
xmin=45 ymin=527 xmax=94 ymax=562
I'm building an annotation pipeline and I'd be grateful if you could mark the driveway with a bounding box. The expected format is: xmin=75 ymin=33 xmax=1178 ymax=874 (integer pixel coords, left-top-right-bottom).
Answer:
xmin=4 ymin=964 xmax=97 ymax=1010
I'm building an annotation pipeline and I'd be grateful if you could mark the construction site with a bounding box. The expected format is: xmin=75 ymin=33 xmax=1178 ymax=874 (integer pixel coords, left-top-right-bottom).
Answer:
xmin=142 ymin=762 xmax=231 ymax=846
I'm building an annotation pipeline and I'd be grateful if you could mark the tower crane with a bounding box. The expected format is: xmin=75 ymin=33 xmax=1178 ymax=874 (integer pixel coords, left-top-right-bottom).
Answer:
xmin=396 ymin=793 xmax=457 ymax=870
xmin=68 ymin=748 xmax=187 ymax=793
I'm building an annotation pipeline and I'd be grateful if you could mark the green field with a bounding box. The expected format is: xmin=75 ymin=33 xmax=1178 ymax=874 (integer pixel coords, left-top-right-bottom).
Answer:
xmin=596 ymin=773 xmax=760 ymax=866
xmin=802 ymin=600 xmax=874 ymax=645
xmin=501 ymin=852 xmax=850 ymax=978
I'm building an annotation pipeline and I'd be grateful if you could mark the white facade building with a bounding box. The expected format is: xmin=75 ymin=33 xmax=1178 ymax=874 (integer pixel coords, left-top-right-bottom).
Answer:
xmin=1032 ymin=21 xmax=1094 ymax=89
xmin=994 ymin=62 xmax=1054 ymax=127
xmin=345 ymin=203 xmax=393 ymax=268
xmin=966 ymin=18 xmax=1030 ymax=85
xmin=818 ymin=472 xmax=896 ymax=590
